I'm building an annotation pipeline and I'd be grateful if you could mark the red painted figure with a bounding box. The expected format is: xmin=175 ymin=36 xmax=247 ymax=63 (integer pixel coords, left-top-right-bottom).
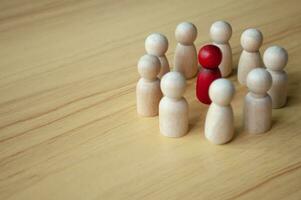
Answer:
xmin=196 ymin=44 xmax=222 ymax=104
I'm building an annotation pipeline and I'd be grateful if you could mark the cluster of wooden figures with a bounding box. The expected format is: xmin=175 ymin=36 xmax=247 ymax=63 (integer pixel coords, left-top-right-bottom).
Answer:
xmin=136 ymin=21 xmax=288 ymax=144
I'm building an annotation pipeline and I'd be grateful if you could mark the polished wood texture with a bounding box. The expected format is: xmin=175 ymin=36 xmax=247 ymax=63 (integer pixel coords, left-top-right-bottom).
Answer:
xmin=0 ymin=0 xmax=300 ymax=199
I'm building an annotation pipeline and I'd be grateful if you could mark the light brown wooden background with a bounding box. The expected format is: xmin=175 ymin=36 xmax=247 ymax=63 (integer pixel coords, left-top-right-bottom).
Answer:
xmin=0 ymin=0 xmax=301 ymax=199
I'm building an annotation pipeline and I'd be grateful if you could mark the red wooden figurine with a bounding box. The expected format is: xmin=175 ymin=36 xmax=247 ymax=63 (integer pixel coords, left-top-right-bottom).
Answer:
xmin=196 ymin=44 xmax=222 ymax=104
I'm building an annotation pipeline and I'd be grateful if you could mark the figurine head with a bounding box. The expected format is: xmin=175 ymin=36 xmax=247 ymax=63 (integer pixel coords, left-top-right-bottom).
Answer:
xmin=198 ymin=44 xmax=222 ymax=69
xmin=145 ymin=33 xmax=168 ymax=56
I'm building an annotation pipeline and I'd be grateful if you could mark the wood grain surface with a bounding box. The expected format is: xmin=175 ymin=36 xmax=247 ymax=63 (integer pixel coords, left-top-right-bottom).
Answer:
xmin=0 ymin=0 xmax=301 ymax=199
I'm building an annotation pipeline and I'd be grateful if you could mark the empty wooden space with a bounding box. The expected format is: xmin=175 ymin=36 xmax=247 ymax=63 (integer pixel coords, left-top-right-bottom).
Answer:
xmin=0 ymin=0 xmax=300 ymax=199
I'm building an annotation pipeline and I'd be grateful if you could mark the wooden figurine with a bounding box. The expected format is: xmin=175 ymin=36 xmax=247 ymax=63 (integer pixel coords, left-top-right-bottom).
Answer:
xmin=196 ymin=44 xmax=222 ymax=104
xmin=238 ymin=28 xmax=263 ymax=85
xmin=244 ymin=68 xmax=272 ymax=134
xmin=205 ymin=78 xmax=235 ymax=144
xmin=159 ymin=72 xmax=188 ymax=137
xmin=145 ymin=33 xmax=170 ymax=78
xmin=136 ymin=54 xmax=163 ymax=117
xmin=174 ymin=22 xmax=198 ymax=79
xmin=264 ymin=46 xmax=289 ymax=108
xmin=210 ymin=20 xmax=233 ymax=77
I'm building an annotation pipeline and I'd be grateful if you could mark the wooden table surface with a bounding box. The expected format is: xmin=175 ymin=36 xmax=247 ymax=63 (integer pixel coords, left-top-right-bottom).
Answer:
xmin=1 ymin=0 xmax=301 ymax=199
